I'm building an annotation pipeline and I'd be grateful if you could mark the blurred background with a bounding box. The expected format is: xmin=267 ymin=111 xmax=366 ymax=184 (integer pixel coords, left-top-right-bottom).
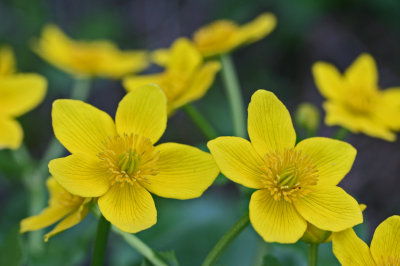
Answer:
xmin=0 ymin=0 xmax=399 ymax=265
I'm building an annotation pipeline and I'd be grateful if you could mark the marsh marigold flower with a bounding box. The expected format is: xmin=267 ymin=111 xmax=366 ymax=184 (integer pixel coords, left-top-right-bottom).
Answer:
xmin=208 ymin=90 xmax=362 ymax=243
xmin=333 ymin=215 xmax=400 ymax=265
xmin=20 ymin=177 xmax=91 ymax=242
xmin=124 ymin=38 xmax=220 ymax=115
xmin=48 ymin=84 xmax=219 ymax=233
xmin=33 ymin=24 xmax=149 ymax=79
xmin=0 ymin=46 xmax=47 ymax=149
xmin=313 ymin=53 xmax=400 ymax=141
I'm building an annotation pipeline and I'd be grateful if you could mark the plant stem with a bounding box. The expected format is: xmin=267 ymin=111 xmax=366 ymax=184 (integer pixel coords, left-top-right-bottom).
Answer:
xmin=202 ymin=212 xmax=250 ymax=266
xmin=71 ymin=78 xmax=92 ymax=100
xmin=220 ymin=54 xmax=246 ymax=139
xmin=113 ymin=227 xmax=168 ymax=266
xmin=307 ymin=243 xmax=319 ymax=266
xmin=333 ymin=127 xmax=349 ymax=140
xmin=183 ymin=104 xmax=218 ymax=140
xmin=91 ymin=215 xmax=111 ymax=266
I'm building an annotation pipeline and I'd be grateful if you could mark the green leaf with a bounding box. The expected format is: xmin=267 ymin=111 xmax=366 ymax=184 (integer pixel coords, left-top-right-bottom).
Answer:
xmin=261 ymin=254 xmax=282 ymax=266
xmin=0 ymin=226 xmax=24 ymax=266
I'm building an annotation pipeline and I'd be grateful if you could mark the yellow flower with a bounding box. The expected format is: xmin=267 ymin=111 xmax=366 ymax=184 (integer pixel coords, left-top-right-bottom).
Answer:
xmin=123 ymin=38 xmax=220 ymax=115
xmin=207 ymin=90 xmax=362 ymax=243
xmin=0 ymin=47 xmax=47 ymax=150
xmin=332 ymin=215 xmax=400 ymax=265
xmin=33 ymin=24 xmax=149 ymax=79
xmin=20 ymin=177 xmax=91 ymax=242
xmin=313 ymin=53 xmax=400 ymax=141
xmin=48 ymin=84 xmax=219 ymax=233
xmin=193 ymin=12 xmax=276 ymax=57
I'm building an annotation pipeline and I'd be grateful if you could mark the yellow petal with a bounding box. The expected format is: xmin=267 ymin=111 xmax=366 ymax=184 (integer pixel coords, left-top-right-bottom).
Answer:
xmin=123 ymin=74 xmax=164 ymax=93
xmin=150 ymin=48 xmax=170 ymax=66
xmin=249 ymin=189 xmax=307 ymax=243
xmin=20 ymin=206 xmax=74 ymax=233
xmin=49 ymin=154 xmax=110 ymax=197
xmin=52 ymin=99 xmax=116 ymax=155
xmin=332 ymin=228 xmax=375 ymax=266
xmin=294 ymin=185 xmax=363 ymax=232
xmin=115 ymin=84 xmax=167 ymax=144
xmin=382 ymin=87 xmax=400 ymax=108
xmin=295 ymin=137 xmax=357 ymax=186
xmin=312 ymin=62 xmax=344 ymax=100
xmin=97 ymin=50 xmax=149 ymax=78
xmin=0 ymin=117 xmax=23 ymax=150
xmin=248 ymin=90 xmax=296 ymax=156
xmin=98 ymin=183 xmax=156 ymax=233
xmin=0 ymin=45 xmax=16 ymax=76
xmin=141 ymin=143 xmax=219 ymax=199
xmin=0 ymin=74 xmax=47 ymax=117
xmin=370 ymin=215 xmax=400 ymax=265
xmin=237 ymin=12 xmax=277 ymax=45
xmin=167 ymin=38 xmax=202 ymax=74
xmin=345 ymin=53 xmax=378 ymax=92
xmin=207 ymin=136 xmax=265 ymax=189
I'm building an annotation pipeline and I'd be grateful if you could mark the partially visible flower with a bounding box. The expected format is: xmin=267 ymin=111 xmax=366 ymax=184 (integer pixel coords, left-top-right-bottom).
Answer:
xmin=313 ymin=53 xmax=400 ymax=141
xmin=49 ymin=84 xmax=219 ymax=233
xmin=33 ymin=24 xmax=149 ymax=79
xmin=0 ymin=45 xmax=16 ymax=76
xmin=20 ymin=177 xmax=91 ymax=242
xmin=208 ymin=90 xmax=362 ymax=244
xmin=124 ymin=38 xmax=220 ymax=115
xmin=333 ymin=215 xmax=400 ymax=266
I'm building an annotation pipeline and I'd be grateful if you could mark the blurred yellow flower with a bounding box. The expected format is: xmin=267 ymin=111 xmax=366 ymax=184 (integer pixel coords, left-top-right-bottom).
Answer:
xmin=0 ymin=46 xmax=47 ymax=150
xmin=20 ymin=177 xmax=91 ymax=242
xmin=33 ymin=24 xmax=149 ymax=79
xmin=333 ymin=215 xmax=400 ymax=266
xmin=313 ymin=53 xmax=400 ymax=141
xmin=48 ymin=84 xmax=219 ymax=233
xmin=124 ymin=38 xmax=220 ymax=115
xmin=208 ymin=90 xmax=362 ymax=243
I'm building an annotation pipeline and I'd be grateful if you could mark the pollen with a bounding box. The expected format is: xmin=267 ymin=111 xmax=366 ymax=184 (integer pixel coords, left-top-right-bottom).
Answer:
xmin=97 ymin=134 xmax=159 ymax=187
xmin=261 ymin=148 xmax=318 ymax=203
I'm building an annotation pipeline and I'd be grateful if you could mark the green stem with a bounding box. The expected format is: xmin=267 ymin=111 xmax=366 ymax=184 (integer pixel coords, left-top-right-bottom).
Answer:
xmin=112 ymin=228 xmax=168 ymax=266
xmin=307 ymin=243 xmax=319 ymax=266
xmin=333 ymin=127 xmax=350 ymax=140
xmin=183 ymin=104 xmax=218 ymax=140
xmin=220 ymin=54 xmax=246 ymax=139
xmin=202 ymin=212 xmax=250 ymax=266
xmin=91 ymin=215 xmax=111 ymax=266
xmin=70 ymin=78 xmax=92 ymax=100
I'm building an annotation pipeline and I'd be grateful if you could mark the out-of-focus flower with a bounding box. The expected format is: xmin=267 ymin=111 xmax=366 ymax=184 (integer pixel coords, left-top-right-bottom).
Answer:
xmin=33 ymin=24 xmax=149 ymax=79
xmin=20 ymin=177 xmax=91 ymax=242
xmin=124 ymin=38 xmax=220 ymax=115
xmin=295 ymin=103 xmax=321 ymax=136
xmin=333 ymin=215 xmax=400 ymax=266
xmin=0 ymin=46 xmax=47 ymax=150
xmin=313 ymin=53 xmax=400 ymax=141
xmin=208 ymin=90 xmax=362 ymax=243
xmin=48 ymin=84 xmax=219 ymax=233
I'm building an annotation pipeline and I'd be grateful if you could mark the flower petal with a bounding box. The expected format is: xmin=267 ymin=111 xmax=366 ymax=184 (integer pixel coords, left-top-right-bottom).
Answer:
xmin=115 ymin=84 xmax=167 ymax=144
xmin=249 ymin=189 xmax=307 ymax=243
xmin=312 ymin=62 xmax=344 ymax=100
xmin=345 ymin=53 xmax=378 ymax=91
xmin=49 ymin=154 xmax=111 ymax=197
xmin=167 ymin=38 xmax=202 ymax=74
xmin=0 ymin=117 xmax=23 ymax=150
xmin=207 ymin=136 xmax=265 ymax=189
xmin=295 ymin=137 xmax=357 ymax=186
xmin=370 ymin=215 xmax=400 ymax=265
xmin=0 ymin=45 xmax=16 ymax=76
xmin=332 ymin=228 xmax=375 ymax=266
xmin=237 ymin=12 xmax=277 ymax=45
xmin=98 ymin=183 xmax=157 ymax=233
xmin=294 ymin=185 xmax=363 ymax=232
xmin=248 ymin=90 xmax=296 ymax=156
xmin=123 ymin=74 xmax=164 ymax=93
xmin=141 ymin=143 xmax=219 ymax=199
xmin=20 ymin=206 xmax=74 ymax=233
xmin=52 ymin=99 xmax=116 ymax=155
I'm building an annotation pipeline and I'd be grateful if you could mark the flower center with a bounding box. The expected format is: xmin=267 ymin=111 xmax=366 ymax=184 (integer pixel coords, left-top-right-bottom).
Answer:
xmin=343 ymin=87 xmax=378 ymax=115
xmin=261 ymin=148 xmax=318 ymax=202
xmin=97 ymin=134 xmax=159 ymax=187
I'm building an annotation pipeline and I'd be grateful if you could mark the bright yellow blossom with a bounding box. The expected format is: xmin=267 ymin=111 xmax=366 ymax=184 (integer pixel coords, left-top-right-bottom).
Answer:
xmin=208 ymin=90 xmax=362 ymax=243
xmin=20 ymin=177 xmax=91 ymax=242
xmin=0 ymin=46 xmax=47 ymax=150
xmin=33 ymin=24 xmax=149 ymax=79
xmin=123 ymin=38 xmax=220 ymax=115
xmin=313 ymin=53 xmax=400 ymax=141
xmin=333 ymin=215 xmax=400 ymax=265
xmin=48 ymin=84 xmax=219 ymax=233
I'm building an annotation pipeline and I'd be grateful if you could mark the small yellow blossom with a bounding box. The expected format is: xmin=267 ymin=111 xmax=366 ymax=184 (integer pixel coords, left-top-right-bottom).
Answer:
xmin=20 ymin=177 xmax=91 ymax=242
xmin=0 ymin=45 xmax=16 ymax=76
xmin=333 ymin=215 xmax=400 ymax=265
xmin=313 ymin=53 xmax=400 ymax=141
xmin=33 ymin=24 xmax=149 ymax=79
xmin=124 ymin=38 xmax=220 ymax=115
xmin=208 ymin=90 xmax=362 ymax=243
xmin=48 ymin=84 xmax=219 ymax=233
